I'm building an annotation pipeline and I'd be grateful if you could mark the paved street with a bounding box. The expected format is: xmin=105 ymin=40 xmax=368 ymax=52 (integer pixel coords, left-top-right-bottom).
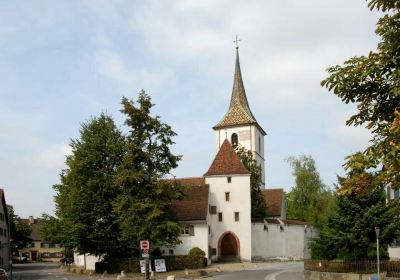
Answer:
xmin=209 ymin=262 xmax=304 ymax=280
xmin=12 ymin=263 xmax=89 ymax=280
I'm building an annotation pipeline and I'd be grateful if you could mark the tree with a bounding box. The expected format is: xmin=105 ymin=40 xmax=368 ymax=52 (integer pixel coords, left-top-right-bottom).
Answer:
xmin=285 ymin=155 xmax=334 ymax=228
xmin=321 ymin=0 xmax=400 ymax=193
xmin=114 ymin=90 xmax=183 ymax=250
xmin=37 ymin=213 xmax=62 ymax=244
xmin=53 ymin=113 xmax=126 ymax=258
xmin=235 ymin=147 xmax=267 ymax=218
xmin=7 ymin=205 xmax=31 ymax=248
xmin=311 ymin=159 xmax=400 ymax=261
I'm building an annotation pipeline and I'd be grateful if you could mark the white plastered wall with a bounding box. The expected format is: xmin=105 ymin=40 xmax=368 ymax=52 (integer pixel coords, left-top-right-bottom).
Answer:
xmin=251 ymin=223 xmax=315 ymax=260
xmin=206 ymin=174 xmax=252 ymax=261
xmin=163 ymin=223 xmax=209 ymax=257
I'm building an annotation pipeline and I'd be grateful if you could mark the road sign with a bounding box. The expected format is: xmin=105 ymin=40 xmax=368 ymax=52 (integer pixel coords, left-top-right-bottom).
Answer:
xmin=140 ymin=240 xmax=149 ymax=250
xmin=155 ymin=259 xmax=167 ymax=272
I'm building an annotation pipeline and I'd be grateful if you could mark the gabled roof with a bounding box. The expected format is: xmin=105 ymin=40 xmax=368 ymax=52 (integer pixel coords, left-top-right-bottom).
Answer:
xmin=163 ymin=177 xmax=205 ymax=187
xmin=170 ymin=185 xmax=209 ymax=221
xmin=204 ymin=139 xmax=250 ymax=176
xmin=213 ymin=48 xmax=266 ymax=135
xmin=262 ymin=188 xmax=284 ymax=217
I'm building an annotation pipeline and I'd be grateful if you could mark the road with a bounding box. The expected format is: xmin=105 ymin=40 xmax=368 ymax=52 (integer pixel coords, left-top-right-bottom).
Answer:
xmin=209 ymin=262 xmax=304 ymax=280
xmin=12 ymin=263 xmax=89 ymax=280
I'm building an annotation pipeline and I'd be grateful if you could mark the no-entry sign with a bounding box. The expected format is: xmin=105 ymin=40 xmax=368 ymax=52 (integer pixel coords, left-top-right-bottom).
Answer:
xmin=140 ymin=240 xmax=149 ymax=250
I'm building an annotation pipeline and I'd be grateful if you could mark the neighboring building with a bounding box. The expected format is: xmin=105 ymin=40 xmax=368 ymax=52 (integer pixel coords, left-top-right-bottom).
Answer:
xmin=0 ymin=189 xmax=10 ymax=269
xmin=163 ymin=47 xmax=314 ymax=262
xmin=21 ymin=216 xmax=63 ymax=262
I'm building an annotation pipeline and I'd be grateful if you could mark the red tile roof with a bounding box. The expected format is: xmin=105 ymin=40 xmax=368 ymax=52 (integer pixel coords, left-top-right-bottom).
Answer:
xmin=163 ymin=177 xmax=205 ymax=187
xmin=262 ymin=189 xmax=283 ymax=217
xmin=252 ymin=218 xmax=309 ymax=226
xmin=171 ymin=185 xmax=209 ymax=221
xmin=204 ymin=139 xmax=250 ymax=176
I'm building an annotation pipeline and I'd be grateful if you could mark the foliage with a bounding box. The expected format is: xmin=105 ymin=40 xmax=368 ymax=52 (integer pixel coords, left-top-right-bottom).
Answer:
xmin=236 ymin=147 xmax=267 ymax=218
xmin=311 ymin=158 xmax=400 ymax=261
xmin=96 ymin=255 xmax=206 ymax=274
xmin=113 ymin=90 xmax=183 ymax=249
xmin=7 ymin=205 xmax=31 ymax=248
xmin=53 ymin=113 xmax=126 ymax=257
xmin=188 ymin=247 xmax=206 ymax=258
xmin=321 ymin=0 xmax=400 ymax=193
xmin=37 ymin=213 xmax=63 ymax=243
xmin=285 ymin=155 xmax=334 ymax=228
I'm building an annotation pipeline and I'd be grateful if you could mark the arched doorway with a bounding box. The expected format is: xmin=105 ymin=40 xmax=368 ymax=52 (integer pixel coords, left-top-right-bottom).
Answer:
xmin=218 ymin=231 xmax=240 ymax=258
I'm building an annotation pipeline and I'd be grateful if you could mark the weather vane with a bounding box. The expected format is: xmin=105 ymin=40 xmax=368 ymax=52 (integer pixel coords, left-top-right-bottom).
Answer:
xmin=233 ymin=34 xmax=241 ymax=49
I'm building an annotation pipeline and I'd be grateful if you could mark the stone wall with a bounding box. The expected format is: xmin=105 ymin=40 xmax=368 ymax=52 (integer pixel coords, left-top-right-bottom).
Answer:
xmin=304 ymin=270 xmax=391 ymax=280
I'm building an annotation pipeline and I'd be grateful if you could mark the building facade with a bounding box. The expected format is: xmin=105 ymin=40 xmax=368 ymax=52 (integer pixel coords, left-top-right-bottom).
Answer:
xmin=0 ymin=189 xmax=9 ymax=269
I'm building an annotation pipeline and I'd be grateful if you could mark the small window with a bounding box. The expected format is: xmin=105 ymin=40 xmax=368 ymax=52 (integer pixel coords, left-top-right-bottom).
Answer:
xmin=180 ymin=225 xmax=194 ymax=236
xmin=212 ymin=248 xmax=217 ymax=256
xmin=169 ymin=249 xmax=174 ymax=255
xmin=227 ymin=177 xmax=232 ymax=183
xmin=209 ymin=205 xmax=217 ymax=215
xmin=218 ymin=212 xmax=223 ymax=222
xmin=208 ymin=225 xmax=211 ymax=235
xmin=231 ymin=133 xmax=238 ymax=148
xmin=235 ymin=212 xmax=239 ymax=222
xmin=225 ymin=192 xmax=230 ymax=202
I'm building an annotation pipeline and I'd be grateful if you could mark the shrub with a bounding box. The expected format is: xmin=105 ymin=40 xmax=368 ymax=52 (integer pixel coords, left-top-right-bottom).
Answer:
xmin=188 ymin=247 xmax=205 ymax=258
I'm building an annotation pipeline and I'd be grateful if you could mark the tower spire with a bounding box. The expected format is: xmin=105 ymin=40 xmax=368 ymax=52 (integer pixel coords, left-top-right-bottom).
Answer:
xmin=214 ymin=40 xmax=264 ymax=135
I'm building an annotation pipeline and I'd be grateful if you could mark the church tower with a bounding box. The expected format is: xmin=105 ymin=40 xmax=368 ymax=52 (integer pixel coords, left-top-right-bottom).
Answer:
xmin=213 ymin=46 xmax=266 ymax=187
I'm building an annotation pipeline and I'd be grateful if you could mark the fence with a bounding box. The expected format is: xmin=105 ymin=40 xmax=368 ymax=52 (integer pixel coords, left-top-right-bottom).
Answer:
xmin=304 ymin=260 xmax=400 ymax=277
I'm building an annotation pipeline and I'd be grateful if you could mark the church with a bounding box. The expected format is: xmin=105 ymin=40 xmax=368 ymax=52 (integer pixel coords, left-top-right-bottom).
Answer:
xmin=165 ymin=47 xmax=314 ymax=262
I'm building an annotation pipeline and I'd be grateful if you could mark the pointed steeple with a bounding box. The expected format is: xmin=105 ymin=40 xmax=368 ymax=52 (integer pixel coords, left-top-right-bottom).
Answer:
xmin=214 ymin=48 xmax=265 ymax=135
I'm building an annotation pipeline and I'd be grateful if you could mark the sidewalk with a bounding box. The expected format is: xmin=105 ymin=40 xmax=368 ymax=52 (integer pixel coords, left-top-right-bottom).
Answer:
xmin=78 ymin=261 xmax=302 ymax=280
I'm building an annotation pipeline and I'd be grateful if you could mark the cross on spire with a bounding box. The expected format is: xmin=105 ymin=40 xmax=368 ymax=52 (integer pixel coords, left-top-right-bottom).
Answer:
xmin=233 ymin=34 xmax=241 ymax=49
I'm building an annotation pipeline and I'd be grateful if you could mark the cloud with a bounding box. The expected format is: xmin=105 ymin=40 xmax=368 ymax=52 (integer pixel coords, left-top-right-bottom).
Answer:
xmin=33 ymin=144 xmax=71 ymax=170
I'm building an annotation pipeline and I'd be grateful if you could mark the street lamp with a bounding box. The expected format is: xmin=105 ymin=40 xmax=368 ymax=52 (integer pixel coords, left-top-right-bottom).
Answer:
xmin=375 ymin=226 xmax=380 ymax=280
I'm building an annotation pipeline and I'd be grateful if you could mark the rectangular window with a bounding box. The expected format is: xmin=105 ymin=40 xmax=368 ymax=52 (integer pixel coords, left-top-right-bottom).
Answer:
xmin=212 ymin=248 xmax=217 ymax=256
xmin=180 ymin=225 xmax=194 ymax=236
xmin=235 ymin=212 xmax=240 ymax=222
xmin=209 ymin=205 xmax=217 ymax=215
xmin=218 ymin=212 xmax=223 ymax=222
xmin=227 ymin=177 xmax=232 ymax=183
xmin=169 ymin=249 xmax=174 ymax=255
xmin=225 ymin=192 xmax=230 ymax=202
xmin=208 ymin=225 xmax=211 ymax=235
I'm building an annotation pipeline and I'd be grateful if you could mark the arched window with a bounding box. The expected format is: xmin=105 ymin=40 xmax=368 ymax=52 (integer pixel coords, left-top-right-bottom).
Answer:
xmin=231 ymin=133 xmax=238 ymax=148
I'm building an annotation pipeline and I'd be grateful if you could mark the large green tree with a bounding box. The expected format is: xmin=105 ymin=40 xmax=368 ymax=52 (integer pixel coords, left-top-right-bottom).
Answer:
xmin=285 ymin=155 xmax=334 ymax=228
xmin=37 ymin=213 xmax=62 ymax=244
xmin=113 ymin=91 xmax=183 ymax=250
xmin=321 ymin=0 xmax=400 ymax=193
xmin=53 ymin=113 xmax=126 ymax=257
xmin=235 ymin=147 xmax=267 ymax=218
xmin=311 ymin=159 xmax=400 ymax=261
xmin=7 ymin=205 xmax=31 ymax=248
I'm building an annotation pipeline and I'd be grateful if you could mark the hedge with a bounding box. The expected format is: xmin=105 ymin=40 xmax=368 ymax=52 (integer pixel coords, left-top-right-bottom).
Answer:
xmin=95 ymin=255 xmax=206 ymax=273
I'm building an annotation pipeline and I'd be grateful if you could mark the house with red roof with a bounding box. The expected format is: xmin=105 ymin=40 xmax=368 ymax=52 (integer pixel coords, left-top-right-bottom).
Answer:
xmin=163 ymin=47 xmax=314 ymax=262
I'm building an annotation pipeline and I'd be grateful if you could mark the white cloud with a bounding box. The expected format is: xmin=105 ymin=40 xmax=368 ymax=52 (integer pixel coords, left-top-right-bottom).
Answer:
xmin=33 ymin=144 xmax=71 ymax=170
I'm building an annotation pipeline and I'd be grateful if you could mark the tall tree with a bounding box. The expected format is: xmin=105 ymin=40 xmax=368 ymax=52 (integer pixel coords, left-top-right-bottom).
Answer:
xmin=37 ymin=213 xmax=62 ymax=244
xmin=114 ymin=90 xmax=183 ymax=250
xmin=235 ymin=147 xmax=267 ymax=218
xmin=7 ymin=205 xmax=31 ymax=248
xmin=321 ymin=0 xmax=400 ymax=193
xmin=311 ymin=158 xmax=400 ymax=261
xmin=285 ymin=155 xmax=334 ymax=228
xmin=53 ymin=113 xmax=126 ymax=257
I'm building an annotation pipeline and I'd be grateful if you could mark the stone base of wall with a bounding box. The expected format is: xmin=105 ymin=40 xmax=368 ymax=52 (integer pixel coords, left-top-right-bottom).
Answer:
xmin=304 ymin=270 xmax=392 ymax=280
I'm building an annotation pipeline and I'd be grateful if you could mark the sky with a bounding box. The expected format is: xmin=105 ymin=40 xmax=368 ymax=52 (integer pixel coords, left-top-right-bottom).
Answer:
xmin=0 ymin=0 xmax=382 ymax=218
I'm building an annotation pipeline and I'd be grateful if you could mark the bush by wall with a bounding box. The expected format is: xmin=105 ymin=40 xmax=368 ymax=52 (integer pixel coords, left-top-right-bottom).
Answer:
xmin=95 ymin=255 xmax=206 ymax=274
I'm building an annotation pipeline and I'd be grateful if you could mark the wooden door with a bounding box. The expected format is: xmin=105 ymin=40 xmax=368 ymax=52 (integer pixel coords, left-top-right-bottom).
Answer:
xmin=221 ymin=233 xmax=238 ymax=256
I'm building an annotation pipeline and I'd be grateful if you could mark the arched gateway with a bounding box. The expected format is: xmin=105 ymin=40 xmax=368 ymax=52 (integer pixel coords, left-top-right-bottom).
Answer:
xmin=218 ymin=231 xmax=240 ymax=258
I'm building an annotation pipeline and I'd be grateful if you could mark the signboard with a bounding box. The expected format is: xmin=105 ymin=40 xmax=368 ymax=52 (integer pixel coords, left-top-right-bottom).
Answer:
xmin=142 ymin=252 xmax=149 ymax=258
xmin=154 ymin=259 xmax=167 ymax=272
xmin=139 ymin=260 xmax=152 ymax=273
xmin=140 ymin=240 xmax=149 ymax=250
